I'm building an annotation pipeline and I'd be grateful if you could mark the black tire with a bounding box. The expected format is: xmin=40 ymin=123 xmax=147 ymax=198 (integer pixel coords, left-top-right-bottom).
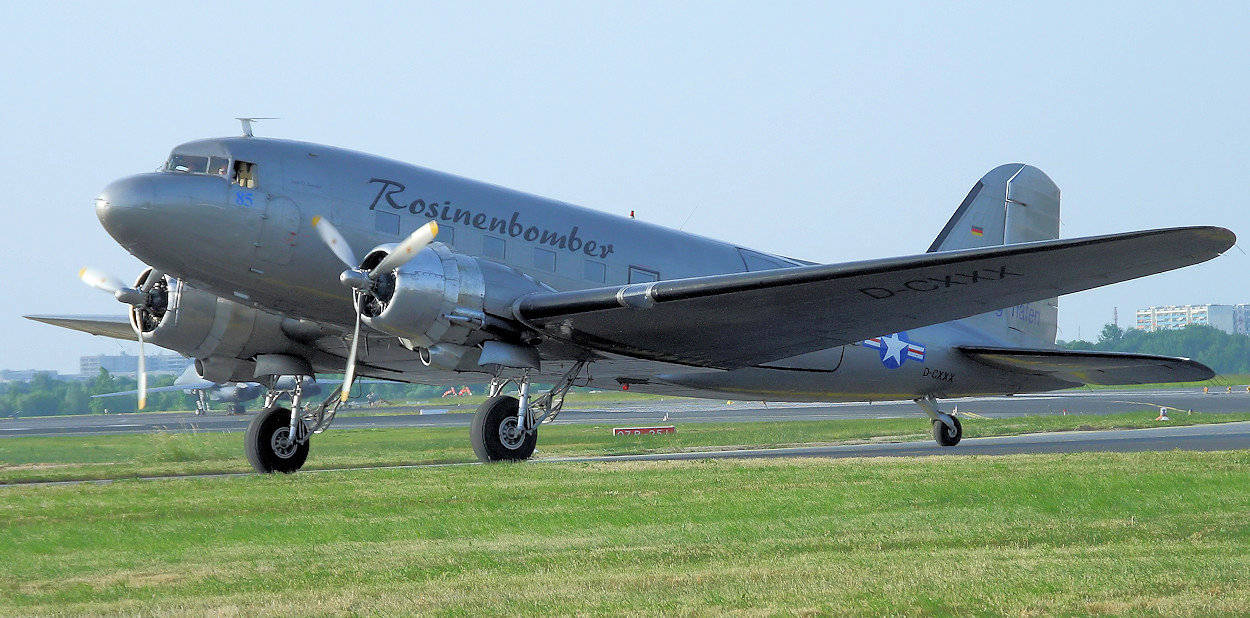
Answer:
xmin=933 ymin=415 xmax=962 ymax=446
xmin=470 ymin=396 xmax=536 ymax=462
xmin=245 ymin=406 xmax=309 ymax=473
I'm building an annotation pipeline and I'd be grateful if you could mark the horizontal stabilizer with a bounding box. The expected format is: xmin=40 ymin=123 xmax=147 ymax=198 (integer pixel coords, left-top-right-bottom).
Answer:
xmin=25 ymin=314 xmax=135 ymax=341
xmin=514 ymin=226 xmax=1234 ymax=369
xmin=92 ymin=381 xmax=218 ymax=398
xmin=957 ymin=346 xmax=1215 ymax=385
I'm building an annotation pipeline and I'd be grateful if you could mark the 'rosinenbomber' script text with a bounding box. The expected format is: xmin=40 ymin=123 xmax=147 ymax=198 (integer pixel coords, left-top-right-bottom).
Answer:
xmin=368 ymin=178 xmax=614 ymax=259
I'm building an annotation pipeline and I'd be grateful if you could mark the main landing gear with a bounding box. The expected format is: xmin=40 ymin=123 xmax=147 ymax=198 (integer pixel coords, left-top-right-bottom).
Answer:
xmin=471 ymin=361 xmax=587 ymax=463
xmin=914 ymin=394 xmax=962 ymax=446
xmin=246 ymin=376 xmax=344 ymax=473
xmin=245 ymin=406 xmax=309 ymax=473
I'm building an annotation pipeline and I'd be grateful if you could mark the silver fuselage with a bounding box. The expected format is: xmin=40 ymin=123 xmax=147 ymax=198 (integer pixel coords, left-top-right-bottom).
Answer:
xmin=95 ymin=137 xmax=1066 ymax=402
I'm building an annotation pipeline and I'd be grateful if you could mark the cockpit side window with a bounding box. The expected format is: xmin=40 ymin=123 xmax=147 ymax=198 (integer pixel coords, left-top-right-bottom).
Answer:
xmin=233 ymin=160 xmax=258 ymax=188
xmin=208 ymin=156 xmax=229 ymax=176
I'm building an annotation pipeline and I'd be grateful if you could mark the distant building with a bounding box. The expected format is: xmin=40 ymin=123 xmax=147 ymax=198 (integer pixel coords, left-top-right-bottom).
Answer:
xmin=79 ymin=353 xmax=192 ymax=377
xmin=1134 ymin=304 xmax=1244 ymax=335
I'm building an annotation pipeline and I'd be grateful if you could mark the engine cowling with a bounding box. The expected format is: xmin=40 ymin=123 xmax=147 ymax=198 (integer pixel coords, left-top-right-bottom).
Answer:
xmin=136 ymin=270 xmax=310 ymax=382
xmin=357 ymin=242 xmax=550 ymax=370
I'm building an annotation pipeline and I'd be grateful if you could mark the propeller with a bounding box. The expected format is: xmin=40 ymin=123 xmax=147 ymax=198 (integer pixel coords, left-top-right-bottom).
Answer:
xmin=311 ymin=216 xmax=439 ymax=401
xmin=79 ymin=267 xmax=167 ymax=410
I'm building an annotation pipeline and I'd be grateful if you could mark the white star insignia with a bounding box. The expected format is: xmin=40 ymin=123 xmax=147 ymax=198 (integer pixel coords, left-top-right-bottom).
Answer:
xmin=881 ymin=333 xmax=908 ymax=365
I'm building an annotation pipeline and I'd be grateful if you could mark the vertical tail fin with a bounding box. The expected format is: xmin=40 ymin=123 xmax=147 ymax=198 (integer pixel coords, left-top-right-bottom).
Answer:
xmin=933 ymin=164 xmax=1061 ymax=346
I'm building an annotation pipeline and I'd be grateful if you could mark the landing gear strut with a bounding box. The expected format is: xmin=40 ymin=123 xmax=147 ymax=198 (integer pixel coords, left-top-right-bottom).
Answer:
xmin=470 ymin=361 xmax=587 ymax=463
xmin=915 ymin=395 xmax=962 ymax=446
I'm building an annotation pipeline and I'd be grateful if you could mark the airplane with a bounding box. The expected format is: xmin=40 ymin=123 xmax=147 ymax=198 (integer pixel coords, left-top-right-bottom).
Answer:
xmin=89 ymin=364 xmax=341 ymax=415
xmin=28 ymin=120 xmax=1235 ymax=473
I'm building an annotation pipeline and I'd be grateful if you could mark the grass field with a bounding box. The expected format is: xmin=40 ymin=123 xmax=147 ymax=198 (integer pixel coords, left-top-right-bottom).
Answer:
xmin=2 ymin=410 xmax=1250 ymax=484
xmin=1 ymin=450 xmax=1247 ymax=614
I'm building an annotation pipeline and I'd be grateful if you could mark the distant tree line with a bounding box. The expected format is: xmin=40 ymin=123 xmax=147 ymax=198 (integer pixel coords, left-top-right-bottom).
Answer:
xmin=0 ymin=369 xmax=194 ymax=417
xmin=1060 ymin=324 xmax=1250 ymax=374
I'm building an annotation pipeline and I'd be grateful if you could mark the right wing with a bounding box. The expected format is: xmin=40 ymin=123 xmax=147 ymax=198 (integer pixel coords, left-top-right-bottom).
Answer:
xmin=515 ymin=226 xmax=1235 ymax=369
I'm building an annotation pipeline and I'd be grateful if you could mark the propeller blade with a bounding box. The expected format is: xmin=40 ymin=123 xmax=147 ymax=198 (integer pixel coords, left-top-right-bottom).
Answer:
xmin=80 ymin=267 xmax=125 ymax=294
xmin=134 ymin=321 xmax=147 ymax=411
xmin=311 ymin=215 xmax=359 ymax=269
xmin=340 ymin=309 xmax=362 ymax=404
xmin=371 ymin=221 xmax=438 ymax=278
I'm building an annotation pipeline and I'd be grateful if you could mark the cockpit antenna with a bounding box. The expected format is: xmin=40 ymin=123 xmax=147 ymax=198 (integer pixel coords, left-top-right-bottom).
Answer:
xmin=237 ymin=117 xmax=279 ymax=137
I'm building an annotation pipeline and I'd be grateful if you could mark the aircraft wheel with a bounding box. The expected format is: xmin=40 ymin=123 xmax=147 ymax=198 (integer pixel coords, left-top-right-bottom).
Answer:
xmin=245 ymin=406 xmax=309 ymax=473
xmin=470 ymin=395 xmax=536 ymax=462
xmin=933 ymin=415 xmax=962 ymax=446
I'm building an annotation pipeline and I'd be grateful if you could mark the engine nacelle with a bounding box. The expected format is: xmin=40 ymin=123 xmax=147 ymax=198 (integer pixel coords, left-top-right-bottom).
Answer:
xmin=138 ymin=272 xmax=309 ymax=382
xmin=358 ymin=242 xmax=550 ymax=370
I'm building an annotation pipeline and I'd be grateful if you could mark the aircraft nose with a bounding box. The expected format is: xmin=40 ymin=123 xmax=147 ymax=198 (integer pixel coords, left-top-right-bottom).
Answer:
xmin=95 ymin=175 xmax=155 ymax=245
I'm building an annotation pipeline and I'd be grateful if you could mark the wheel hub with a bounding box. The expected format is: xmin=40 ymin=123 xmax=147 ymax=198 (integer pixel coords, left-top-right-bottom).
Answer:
xmin=271 ymin=427 xmax=298 ymax=459
xmin=497 ymin=416 xmax=526 ymax=450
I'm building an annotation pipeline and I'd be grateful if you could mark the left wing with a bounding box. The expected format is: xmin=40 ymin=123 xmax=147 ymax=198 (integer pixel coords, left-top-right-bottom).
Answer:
xmin=24 ymin=314 xmax=134 ymax=340
xmin=514 ymin=227 xmax=1234 ymax=369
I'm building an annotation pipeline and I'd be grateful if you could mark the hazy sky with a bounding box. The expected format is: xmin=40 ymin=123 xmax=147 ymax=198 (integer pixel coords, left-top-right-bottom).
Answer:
xmin=3 ymin=2 xmax=1247 ymax=374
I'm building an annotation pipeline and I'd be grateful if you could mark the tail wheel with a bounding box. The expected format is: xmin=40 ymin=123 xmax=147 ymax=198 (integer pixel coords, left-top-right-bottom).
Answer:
xmin=245 ymin=406 xmax=310 ymax=473
xmin=933 ymin=415 xmax=963 ymax=446
xmin=470 ymin=395 xmax=537 ymax=462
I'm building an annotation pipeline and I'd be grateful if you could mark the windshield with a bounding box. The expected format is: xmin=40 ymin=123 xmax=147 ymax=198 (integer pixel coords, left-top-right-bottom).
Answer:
xmin=165 ymin=153 xmax=230 ymax=177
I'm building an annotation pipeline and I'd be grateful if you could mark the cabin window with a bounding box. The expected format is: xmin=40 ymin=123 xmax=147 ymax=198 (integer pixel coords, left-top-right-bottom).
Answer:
xmin=533 ymin=248 xmax=556 ymax=272
xmin=583 ymin=260 xmax=606 ymax=283
xmin=483 ymin=235 xmax=506 ymax=260
xmin=628 ymin=266 xmax=659 ymax=283
xmin=233 ymin=160 xmax=258 ymax=188
xmin=374 ymin=211 xmax=399 ymax=235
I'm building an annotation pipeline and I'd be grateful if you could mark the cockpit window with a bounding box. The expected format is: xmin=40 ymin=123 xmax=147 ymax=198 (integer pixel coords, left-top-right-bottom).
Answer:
xmin=165 ymin=154 xmax=230 ymax=177
xmin=209 ymin=156 xmax=229 ymax=175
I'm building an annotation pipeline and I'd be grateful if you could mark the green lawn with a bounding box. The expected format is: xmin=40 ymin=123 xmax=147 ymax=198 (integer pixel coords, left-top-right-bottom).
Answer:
xmin=1 ymin=451 xmax=1247 ymax=614
xmin=2 ymin=410 xmax=1249 ymax=484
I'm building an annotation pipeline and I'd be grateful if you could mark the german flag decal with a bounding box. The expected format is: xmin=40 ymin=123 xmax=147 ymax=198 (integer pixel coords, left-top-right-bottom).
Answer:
xmin=970 ymin=225 xmax=984 ymax=236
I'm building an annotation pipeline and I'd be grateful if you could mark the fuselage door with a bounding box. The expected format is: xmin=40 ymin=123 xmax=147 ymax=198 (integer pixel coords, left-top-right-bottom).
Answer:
xmin=254 ymin=196 xmax=302 ymax=265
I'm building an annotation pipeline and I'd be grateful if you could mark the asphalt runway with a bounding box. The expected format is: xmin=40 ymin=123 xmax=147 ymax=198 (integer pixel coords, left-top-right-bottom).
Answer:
xmin=2 ymin=387 xmax=1247 ymax=438
xmin=550 ymin=421 xmax=1250 ymax=463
